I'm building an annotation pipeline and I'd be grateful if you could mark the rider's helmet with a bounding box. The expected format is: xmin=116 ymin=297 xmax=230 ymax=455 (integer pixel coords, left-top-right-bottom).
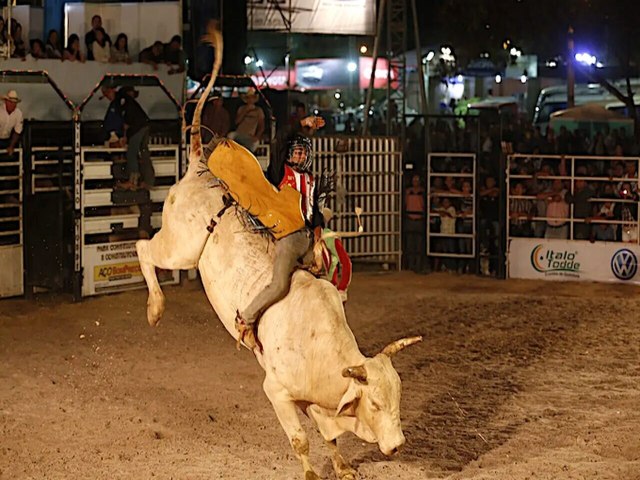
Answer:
xmin=287 ymin=134 xmax=313 ymax=172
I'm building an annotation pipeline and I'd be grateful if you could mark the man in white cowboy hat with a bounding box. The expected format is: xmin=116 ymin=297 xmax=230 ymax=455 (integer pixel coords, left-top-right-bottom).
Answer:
xmin=228 ymin=87 xmax=265 ymax=152
xmin=0 ymin=90 xmax=24 ymax=155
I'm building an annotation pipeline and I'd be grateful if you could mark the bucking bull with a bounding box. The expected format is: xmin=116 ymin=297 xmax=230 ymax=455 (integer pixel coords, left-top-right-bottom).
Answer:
xmin=135 ymin=26 xmax=421 ymax=480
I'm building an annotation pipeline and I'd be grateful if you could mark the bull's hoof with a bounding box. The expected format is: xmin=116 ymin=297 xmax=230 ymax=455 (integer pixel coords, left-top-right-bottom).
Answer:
xmin=147 ymin=298 xmax=165 ymax=327
xmin=304 ymin=471 xmax=321 ymax=480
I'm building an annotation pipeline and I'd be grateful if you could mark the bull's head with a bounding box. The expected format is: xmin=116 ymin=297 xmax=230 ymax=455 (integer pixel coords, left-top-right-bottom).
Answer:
xmin=336 ymin=336 xmax=422 ymax=456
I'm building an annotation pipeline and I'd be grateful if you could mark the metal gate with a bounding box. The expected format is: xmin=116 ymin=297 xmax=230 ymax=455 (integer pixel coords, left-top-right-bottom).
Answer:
xmin=426 ymin=153 xmax=477 ymax=270
xmin=0 ymin=148 xmax=23 ymax=297
xmin=23 ymin=121 xmax=75 ymax=295
xmin=313 ymin=136 xmax=402 ymax=267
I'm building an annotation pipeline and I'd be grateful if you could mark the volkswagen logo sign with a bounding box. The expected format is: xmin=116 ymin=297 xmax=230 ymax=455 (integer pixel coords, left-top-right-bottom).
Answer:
xmin=611 ymin=248 xmax=638 ymax=281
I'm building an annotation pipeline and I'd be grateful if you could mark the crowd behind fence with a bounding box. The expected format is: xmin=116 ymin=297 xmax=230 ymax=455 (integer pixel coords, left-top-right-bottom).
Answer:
xmin=402 ymin=113 xmax=640 ymax=277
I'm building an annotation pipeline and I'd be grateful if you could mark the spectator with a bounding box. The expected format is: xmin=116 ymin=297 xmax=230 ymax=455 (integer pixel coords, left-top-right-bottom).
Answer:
xmin=91 ymin=27 xmax=111 ymax=63
xmin=0 ymin=90 xmax=24 ymax=155
xmin=542 ymin=179 xmax=569 ymax=239
xmin=619 ymin=182 xmax=638 ymax=243
xmin=45 ymin=29 xmax=63 ymax=59
xmin=63 ymin=34 xmax=85 ymax=62
xmin=437 ymin=197 xmax=457 ymax=271
xmin=457 ymin=180 xmax=474 ymax=273
xmin=404 ymin=173 xmax=426 ymax=272
xmin=443 ymin=175 xmax=461 ymax=194
xmin=164 ymin=35 xmax=186 ymax=74
xmin=101 ymin=86 xmax=125 ymax=147
xmin=228 ymin=88 xmax=265 ymax=152
xmin=509 ymin=182 xmax=533 ymax=237
xmin=567 ymin=179 xmax=594 ymax=240
xmin=591 ymin=200 xmax=616 ymax=241
xmin=289 ymin=101 xmax=307 ymax=130
xmin=85 ymin=15 xmax=111 ymax=61
xmin=116 ymin=86 xmax=154 ymax=190
xmin=110 ymin=33 xmax=131 ymax=64
xmin=28 ymin=39 xmax=46 ymax=60
xmin=11 ymin=22 xmax=25 ymax=58
xmin=138 ymin=41 xmax=165 ymax=69
xmin=201 ymin=94 xmax=231 ymax=139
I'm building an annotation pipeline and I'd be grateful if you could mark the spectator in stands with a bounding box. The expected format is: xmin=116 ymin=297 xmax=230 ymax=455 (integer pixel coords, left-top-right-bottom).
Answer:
xmin=10 ymin=21 xmax=25 ymax=58
xmin=117 ymin=86 xmax=154 ymax=190
xmin=139 ymin=41 xmax=165 ymax=70
xmin=228 ymin=88 xmax=265 ymax=152
xmin=45 ymin=29 xmax=63 ymax=59
xmin=404 ymin=173 xmax=426 ymax=272
xmin=0 ymin=90 xmax=23 ymax=155
xmin=201 ymin=93 xmax=231 ymax=139
xmin=542 ymin=179 xmax=569 ymax=239
xmin=437 ymin=197 xmax=457 ymax=271
xmin=567 ymin=179 xmax=594 ymax=240
xmin=619 ymin=182 xmax=638 ymax=243
xmin=28 ymin=39 xmax=46 ymax=60
xmin=63 ymin=34 xmax=85 ymax=62
xmin=443 ymin=175 xmax=461 ymax=194
xmin=164 ymin=35 xmax=186 ymax=75
xmin=91 ymin=27 xmax=111 ymax=63
xmin=509 ymin=182 xmax=533 ymax=237
xmin=85 ymin=15 xmax=110 ymax=61
xmin=591 ymin=200 xmax=616 ymax=241
xmin=110 ymin=33 xmax=131 ymax=64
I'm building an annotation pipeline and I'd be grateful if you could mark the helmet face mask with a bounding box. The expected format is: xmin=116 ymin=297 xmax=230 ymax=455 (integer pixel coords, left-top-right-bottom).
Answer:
xmin=287 ymin=135 xmax=313 ymax=171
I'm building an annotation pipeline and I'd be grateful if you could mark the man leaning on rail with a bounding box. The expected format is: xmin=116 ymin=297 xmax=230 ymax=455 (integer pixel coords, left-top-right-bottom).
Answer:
xmin=0 ymin=90 xmax=23 ymax=156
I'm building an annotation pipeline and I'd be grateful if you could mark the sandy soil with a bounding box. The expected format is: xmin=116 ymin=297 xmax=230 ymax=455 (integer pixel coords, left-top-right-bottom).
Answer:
xmin=1 ymin=272 xmax=640 ymax=480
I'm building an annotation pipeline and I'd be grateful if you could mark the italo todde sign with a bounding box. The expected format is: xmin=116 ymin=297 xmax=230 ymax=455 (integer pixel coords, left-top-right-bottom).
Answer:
xmin=509 ymin=238 xmax=640 ymax=284
xmin=530 ymin=244 xmax=581 ymax=278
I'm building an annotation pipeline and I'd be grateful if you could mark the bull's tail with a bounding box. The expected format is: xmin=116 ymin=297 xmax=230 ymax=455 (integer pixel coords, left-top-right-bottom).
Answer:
xmin=188 ymin=22 xmax=223 ymax=170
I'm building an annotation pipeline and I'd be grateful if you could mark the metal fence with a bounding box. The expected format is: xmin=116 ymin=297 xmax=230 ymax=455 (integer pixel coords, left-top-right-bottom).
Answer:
xmin=426 ymin=153 xmax=477 ymax=264
xmin=0 ymin=148 xmax=23 ymax=297
xmin=313 ymin=136 xmax=402 ymax=267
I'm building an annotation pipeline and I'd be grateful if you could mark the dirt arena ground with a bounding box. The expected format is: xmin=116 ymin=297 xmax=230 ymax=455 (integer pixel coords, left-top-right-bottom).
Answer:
xmin=1 ymin=272 xmax=640 ymax=480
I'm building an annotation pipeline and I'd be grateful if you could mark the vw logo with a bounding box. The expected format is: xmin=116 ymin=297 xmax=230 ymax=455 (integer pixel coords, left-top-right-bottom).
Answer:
xmin=611 ymin=249 xmax=638 ymax=280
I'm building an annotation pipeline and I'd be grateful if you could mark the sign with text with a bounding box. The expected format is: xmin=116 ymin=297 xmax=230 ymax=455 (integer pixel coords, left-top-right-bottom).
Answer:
xmin=508 ymin=238 xmax=640 ymax=285
xmin=83 ymin=242 xmax=143 ymax=296
xmin=82 ymin=241 xmax=178 ymax=296
xmin=248 ymin=0 xmax=375 ymax=35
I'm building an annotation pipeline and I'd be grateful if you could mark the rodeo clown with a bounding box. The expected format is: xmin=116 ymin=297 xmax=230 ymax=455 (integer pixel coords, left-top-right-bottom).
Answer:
xmin=235 ymin=116 xmax=333 ymax=346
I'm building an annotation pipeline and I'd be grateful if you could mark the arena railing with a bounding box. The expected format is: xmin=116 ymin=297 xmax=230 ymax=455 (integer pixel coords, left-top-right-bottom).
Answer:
xmin=0 ymin=147 xmax=24 ymax=297
xmin=506 ymin=153 xmax=640 ymax=284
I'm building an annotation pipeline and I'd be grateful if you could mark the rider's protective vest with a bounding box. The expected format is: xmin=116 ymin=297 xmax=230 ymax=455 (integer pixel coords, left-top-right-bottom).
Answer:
xmin=279 ymin=164 xmax=315 ymax=224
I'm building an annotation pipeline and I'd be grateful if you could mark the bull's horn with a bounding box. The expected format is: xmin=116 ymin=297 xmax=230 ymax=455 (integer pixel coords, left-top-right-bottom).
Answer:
xmin=342 ymin=365 xmax=368 ymax=384
xmin=380 ymin=336 xmax=423 ymax=357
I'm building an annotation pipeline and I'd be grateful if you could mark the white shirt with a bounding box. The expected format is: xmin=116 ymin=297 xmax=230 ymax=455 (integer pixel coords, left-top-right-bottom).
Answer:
xmin=0 ymin=103 xmax=23 ymax=139
xmin=92 ymin=41 xmax=111 ymax=63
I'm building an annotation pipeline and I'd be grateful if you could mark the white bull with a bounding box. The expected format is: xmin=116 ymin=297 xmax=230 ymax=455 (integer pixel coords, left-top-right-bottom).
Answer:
xmin=135 ymin=27 xmax=421 ymax=480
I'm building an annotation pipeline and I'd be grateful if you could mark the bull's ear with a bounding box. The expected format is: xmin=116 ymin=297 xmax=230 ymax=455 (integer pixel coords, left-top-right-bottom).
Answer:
xmin=336 ymin=382 xmax=361 ymax=417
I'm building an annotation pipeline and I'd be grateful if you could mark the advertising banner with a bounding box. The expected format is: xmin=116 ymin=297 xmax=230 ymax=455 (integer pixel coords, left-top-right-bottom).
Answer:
xmin=248 ymin=0 xmax=375 ymax=35
xmin=508 ymin=238 xmax=640 ymax=285
xmin=83 ymin=242 xmax=144 ymax=295
xmin=251 ymin=68 xmax=295 ymax=90
xmin=295 ymin=57 xmax=396 ymax=90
